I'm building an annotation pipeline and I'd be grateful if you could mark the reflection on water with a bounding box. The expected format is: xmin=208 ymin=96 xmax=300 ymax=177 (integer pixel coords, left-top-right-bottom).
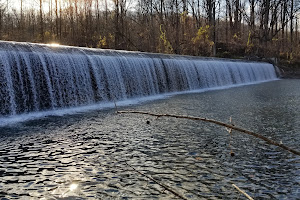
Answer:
xmin=0 ymin=79 xmax=299 ymax=199
xmin=70 ymin=183 xmax=79 ymax=191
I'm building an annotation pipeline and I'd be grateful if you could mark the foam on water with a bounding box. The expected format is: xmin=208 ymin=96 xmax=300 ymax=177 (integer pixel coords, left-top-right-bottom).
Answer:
xmin=0 ymin=41 xmax=278 ymax=124
xmin=0 ymin=79 xmax=279 ymax=127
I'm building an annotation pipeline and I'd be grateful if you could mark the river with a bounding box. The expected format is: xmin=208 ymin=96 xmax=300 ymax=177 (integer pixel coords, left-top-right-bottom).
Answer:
xmin=0 ymin=79 xmax=299 ymax=199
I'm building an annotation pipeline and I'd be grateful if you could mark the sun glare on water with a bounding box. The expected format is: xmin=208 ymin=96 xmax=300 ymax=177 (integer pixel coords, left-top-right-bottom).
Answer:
xmin=69 ymin=183 xmax=78 ymax=191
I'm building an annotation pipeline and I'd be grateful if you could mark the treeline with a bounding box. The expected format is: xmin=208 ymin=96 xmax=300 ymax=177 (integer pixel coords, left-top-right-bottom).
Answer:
xmin=0 ymin=0 xmax=299 ymax=62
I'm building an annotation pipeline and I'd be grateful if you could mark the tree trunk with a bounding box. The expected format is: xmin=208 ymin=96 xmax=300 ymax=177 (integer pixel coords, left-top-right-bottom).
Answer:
xmin=55 ymin=0 xmax=59 ymax=39
xmin=296 ymin=16 xmax=298 ymax=43
xmin=249 ymin=0 xmax=255 ymax=30
xmin=96 ymin=0 xmax=100 ymax=33
xmin=290 ymin=0 xmax=294 ymax=49
xmin=281 ymin=1 xmax=287 ymax=51
xmin=175 ymin=0 xmax=180 ymax=54
xmin=20 ymin=0 xmax=23 ymax=31
xmin=114 ymin=0 xmax=120 ymax=49
xmin=49 ymin=0 xmax=53 ymax=36
xmin=207 ymin=0 xmax=216 ymax=56
xmin=212 ymin=1 xmax=216 ymax=56
xmin=225 ymin=3 xmax=228 ymax=43
xmin=226 ymin=0 xmax=233 ymax=35
xmin=69 ymin=0 xmax=74 ymax=44
xmin=0 ymin=5 xmax=2 ymax=38
xmin=40 ymin=0 xmax=44 ymax=42
xmin=120 ymin=0 xmax=126 ymax=49
xmin=263 ymin=0 xmax=270 ymax=43
xmin=59 ymin=0 xmax=62 ymax=40
xmin=234 ymin=0 xmax=240 ymax=35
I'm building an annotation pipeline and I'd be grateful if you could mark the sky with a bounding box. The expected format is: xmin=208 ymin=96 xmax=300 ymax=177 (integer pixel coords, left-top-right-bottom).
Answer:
xmin=2 ymin=0 xmax=45 ymax=11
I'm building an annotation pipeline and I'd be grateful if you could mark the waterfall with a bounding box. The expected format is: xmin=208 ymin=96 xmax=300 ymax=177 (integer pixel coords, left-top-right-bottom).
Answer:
xmin=0 ymin=41 xmax=278 ymax=117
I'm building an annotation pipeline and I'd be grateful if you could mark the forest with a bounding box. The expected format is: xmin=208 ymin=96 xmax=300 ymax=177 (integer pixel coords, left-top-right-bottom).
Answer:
xmin=0 ymin=0 xmax=299 ymax=65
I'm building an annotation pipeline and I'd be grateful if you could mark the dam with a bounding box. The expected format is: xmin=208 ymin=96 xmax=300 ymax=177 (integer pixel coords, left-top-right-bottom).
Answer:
xmin=0 ymin=41 xmax=277 ymax=117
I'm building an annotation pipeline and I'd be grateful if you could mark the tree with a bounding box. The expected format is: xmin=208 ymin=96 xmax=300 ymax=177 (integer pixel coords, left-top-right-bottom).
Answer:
xmin=205 ymin=0 xmax=216 ymax=56
xmin=0 ymin=0 xmax=299 ymax=61
xmin=40 ymin=0 xmax=44 ymax=42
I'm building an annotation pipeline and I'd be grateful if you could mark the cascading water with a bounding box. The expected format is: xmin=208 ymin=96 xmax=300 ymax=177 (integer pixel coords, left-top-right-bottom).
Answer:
xmin=0 ymin=41 xmax=278 ymax=117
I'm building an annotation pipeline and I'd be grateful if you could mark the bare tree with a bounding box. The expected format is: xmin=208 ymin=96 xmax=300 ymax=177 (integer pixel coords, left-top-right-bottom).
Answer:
xmin=39 ymin=0 xmax=44 ymax=42
xmin=205 ymin=0 xmax=216 ymax=55
xmin=0 ymin=0 xmax=299 ymax=60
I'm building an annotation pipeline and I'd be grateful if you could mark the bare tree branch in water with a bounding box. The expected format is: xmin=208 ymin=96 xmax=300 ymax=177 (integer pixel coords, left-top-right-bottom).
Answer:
xmin=123 ymin=160 xmax=189 ymax=200
xmin=232 ymin=184 xmax=254 ymax=200
xmin=117 ymin=110 xmax=300 ymax=156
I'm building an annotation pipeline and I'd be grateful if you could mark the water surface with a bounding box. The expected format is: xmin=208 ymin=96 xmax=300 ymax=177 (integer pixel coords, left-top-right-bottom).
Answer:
xmin=0 ymin=79 xmax=299 ymax=199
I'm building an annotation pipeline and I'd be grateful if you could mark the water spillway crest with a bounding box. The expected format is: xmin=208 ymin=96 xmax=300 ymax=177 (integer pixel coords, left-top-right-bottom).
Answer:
xmin=0 ymin=41 xmax=278 ymax=119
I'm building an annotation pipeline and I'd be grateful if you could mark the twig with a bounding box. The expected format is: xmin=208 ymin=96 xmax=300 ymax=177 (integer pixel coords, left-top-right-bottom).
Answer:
xmin=90 ymin=152 xmax=186 ymax=199
xmin=117 ymin=110 xmax=300 ymax=156
xmin=123 ymin=161 xmax=188 ymax=200
xmin=232 ymin=184 xmax=254 ymax=200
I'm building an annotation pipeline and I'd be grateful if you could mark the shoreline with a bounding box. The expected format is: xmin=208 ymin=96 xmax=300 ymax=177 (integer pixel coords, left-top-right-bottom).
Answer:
xmin=278 ymin=67 xmax=300 ymax=79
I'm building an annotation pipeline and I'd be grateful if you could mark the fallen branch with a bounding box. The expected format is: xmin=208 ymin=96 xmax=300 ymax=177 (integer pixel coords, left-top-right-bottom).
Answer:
xmin=232 ymin=184 xmax=254 ymax=200
xmin=117 ymin=110 xmax=300 ymax=156
xmin=93 ymin=152 xmax=187 ymax=199
xmin=123 ymin=161 xmax=188 ymax=200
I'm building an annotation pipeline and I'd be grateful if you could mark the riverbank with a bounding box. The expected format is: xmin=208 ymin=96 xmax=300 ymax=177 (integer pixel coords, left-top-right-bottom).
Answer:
xmin=279 ymin=66 xmax=300 ymax=79
xmin=277 ymin=60 xmax=300 ymax=79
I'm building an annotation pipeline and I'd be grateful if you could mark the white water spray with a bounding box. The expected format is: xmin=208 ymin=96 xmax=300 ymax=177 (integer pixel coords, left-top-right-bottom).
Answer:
xmin=0 ymin=41 xmax=278 ymax=117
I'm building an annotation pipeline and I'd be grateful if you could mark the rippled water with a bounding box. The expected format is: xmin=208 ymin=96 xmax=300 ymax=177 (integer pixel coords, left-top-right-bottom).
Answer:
xmin=0 ymin=79 xmax=299 ymax=199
